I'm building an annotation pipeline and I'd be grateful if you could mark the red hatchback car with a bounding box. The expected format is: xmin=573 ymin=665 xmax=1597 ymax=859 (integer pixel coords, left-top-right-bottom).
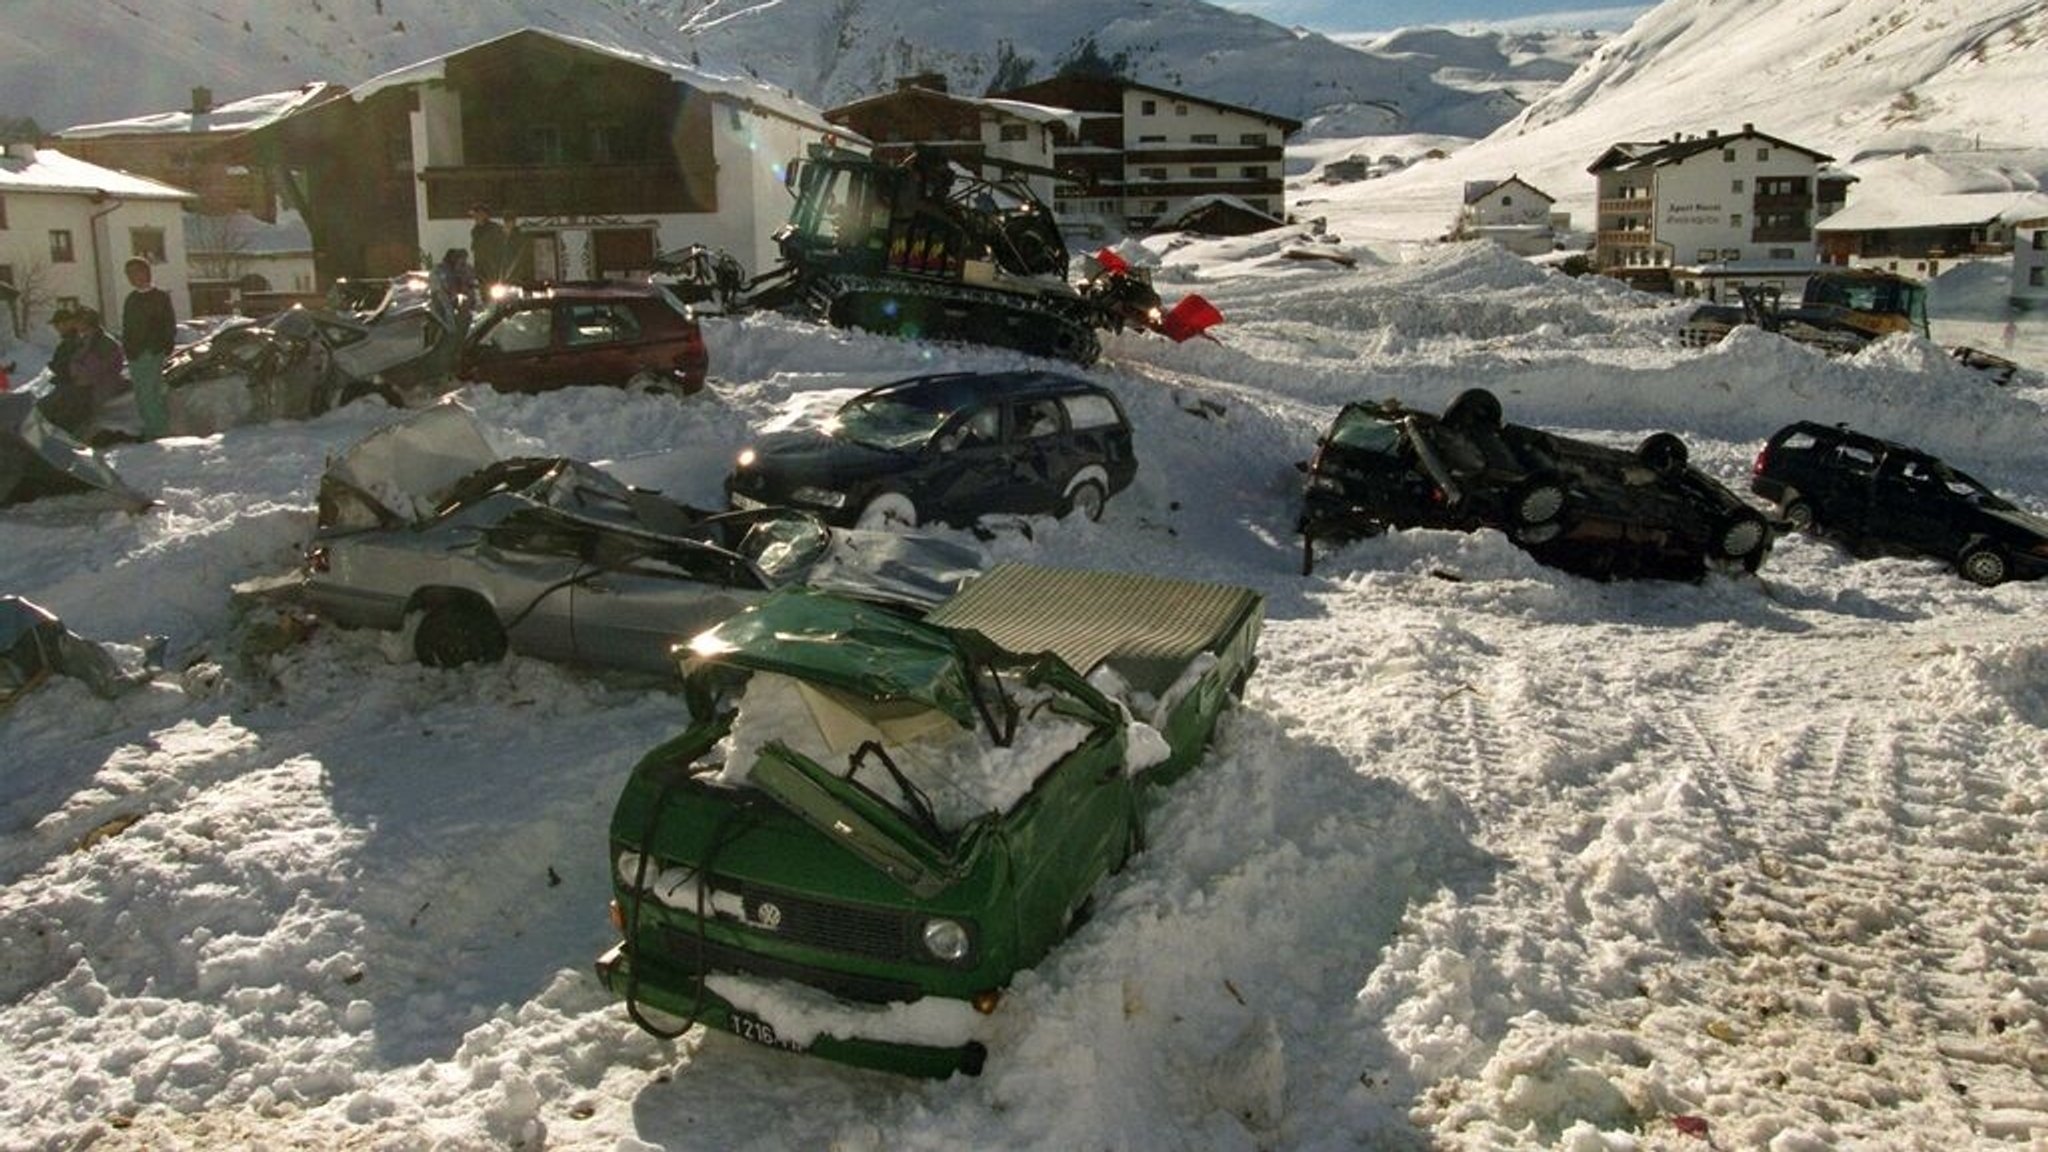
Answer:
xmin=461 ymin=282 xmax=708 ymax=396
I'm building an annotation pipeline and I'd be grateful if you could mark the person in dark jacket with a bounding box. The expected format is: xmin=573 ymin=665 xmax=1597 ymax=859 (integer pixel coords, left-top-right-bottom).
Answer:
xmin=40 ymin=307 xmax=127 ymax=441
xmin=121 ymin=258 xmax=177 ymax=439
xmin=469 ymin=204 xmax=509 ymax=284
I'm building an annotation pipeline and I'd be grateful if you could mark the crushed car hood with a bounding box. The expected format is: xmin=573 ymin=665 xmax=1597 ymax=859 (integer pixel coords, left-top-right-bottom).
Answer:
xmin=0 ymin=393 xmax=153 ymax=512
xmin=746 ymin=428 xmax=919 ymax=486
xmin=804 ymin=528 xmax=985 ymax=610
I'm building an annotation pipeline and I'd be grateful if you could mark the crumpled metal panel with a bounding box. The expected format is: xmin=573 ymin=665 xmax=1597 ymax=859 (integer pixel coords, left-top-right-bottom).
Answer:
xmin=0 ymin=393 xmax=153 ymax=512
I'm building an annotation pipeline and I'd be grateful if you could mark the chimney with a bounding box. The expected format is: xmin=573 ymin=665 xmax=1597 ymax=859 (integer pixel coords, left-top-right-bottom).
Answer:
xmin=1706 ymin=128 xmax=1719 ymax=139
xmin=6 ymin=142 xmax=35 ymax=161
xmin=190 ymin=86 xmax=213 ymax=115
xmin=1741 ymin=122 xmax=1755 ymax=134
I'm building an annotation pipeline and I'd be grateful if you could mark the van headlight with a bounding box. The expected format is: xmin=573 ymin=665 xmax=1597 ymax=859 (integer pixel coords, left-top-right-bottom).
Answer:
xmin=923 ymin=918 xmax=971 ymax=963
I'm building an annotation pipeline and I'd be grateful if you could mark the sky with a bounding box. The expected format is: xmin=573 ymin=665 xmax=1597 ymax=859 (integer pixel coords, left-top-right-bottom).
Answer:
xmin=1212 ymin=0 xmax=1649 ymax=33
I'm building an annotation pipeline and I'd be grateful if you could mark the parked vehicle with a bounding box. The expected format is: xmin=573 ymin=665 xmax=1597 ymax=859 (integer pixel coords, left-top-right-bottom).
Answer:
xmin=460 ymin=281 xmax=708 ymax=397
xmin=255 ymin=404 xmax=984 ymax=674
xmin=1751 ymin=421 xmax=2048 ymax=586
xmin=1300 ymin=388 xmax=1771 ymax=580
xmin=726 ymin=370 xmax=1137 ymax=530
xmin=595 ymin=563 xmax=1263 ymax=1077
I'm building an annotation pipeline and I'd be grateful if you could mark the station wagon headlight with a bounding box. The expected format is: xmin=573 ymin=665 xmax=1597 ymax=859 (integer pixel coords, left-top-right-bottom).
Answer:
xmin=736 ymin=448 xmax=756 ymax=469
xmin=922 ymin=918 xmax=971 ymax=963
xmin=791 ymin=486 xmax=847 ymax=509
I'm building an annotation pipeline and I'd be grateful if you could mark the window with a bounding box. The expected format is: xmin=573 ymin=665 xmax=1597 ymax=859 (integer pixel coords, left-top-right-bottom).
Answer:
xmin=1757 ymin=147 xmax=1770 ymax=161
xmin=1140 ymin=99 xmax=1157 ymax=115
xmin=1062 ymin=393 xmax=1122 ymax=430
xmin=1732 ymin=179 xmax=1745 ymax=193
xmin=527 ymin=125 xmax=565 ymax=164
xmin=49 ymin=230 xmax=74 ymax=263
xmin=1770 ymin=248 xmax=1795 ymax=260
xmin=564 ymin=302 xmax=640 ymax=346
xmin=589 ymin=123 xmax=619 ymax=163
xmin=2034 ymin=231 xmax=2045 ymax=251
xmin=1173 ymin=103 xmax=1188 ymax=116
xmin=1139 ymin=167 xmax=1167 ymax=181
xmin=1191 ymin=133 xmax=1217 ymax=144
xmin=1138 ymin=134 xmax=1166 ymax=143
xmin=1722 ymin=148 xmax=1735 ymax=162
xmin=998 ymin=123 xmax=1028 ymax=143
xmin=1729 ymin=213 xmax=1743 ymax=227
xmin=1190 ymin=166 xmax=1218 ymax=178
xmin=476 ymin=306 xmax=553 ymax=354
xmin=0 ymin=195 xmax=7 ymax=230
xmin=2032 ymin=267 xmax=2046 ymax=287
xmin=1012 ymin=398 xmax=1064 ymax=439
xmin=1501 ymin=195 xmax=1513 ymax=206
xmin=1240 ymin=132 xmax=1268 ymax=146
xmin=130 ymin=226 xmax=167 ymax=264
xmin=1239 ymin=165 xmax=1268 ymax=179
xmin=1697 ymin=249 xmax=1717 ymax=263
xmin=1720 ymin=248 xmax=1741 ymax=261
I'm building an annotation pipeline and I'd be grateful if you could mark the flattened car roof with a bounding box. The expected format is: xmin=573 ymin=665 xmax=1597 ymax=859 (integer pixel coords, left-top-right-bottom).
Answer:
xmin=927 ymin=563 xmax=1261 ymax=676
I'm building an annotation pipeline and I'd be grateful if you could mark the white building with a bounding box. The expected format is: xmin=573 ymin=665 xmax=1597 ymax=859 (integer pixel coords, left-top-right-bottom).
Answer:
xmin=2015 ymin=218 xmax=2048 ymax=311
xmin=0 ymin=145 xmax=194 ymax=336
xmin=992 ymin=76 xmax=1298 ymax=236
xmin=1456 ymin=176 xmax=1560 ymax=256
xmin=1589 ymin=124 xmax=1831 ymax=296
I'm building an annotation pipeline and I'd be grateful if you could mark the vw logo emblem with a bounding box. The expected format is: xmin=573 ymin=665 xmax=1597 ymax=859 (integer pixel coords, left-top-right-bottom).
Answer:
xmin=755 ymin=902 xmax=783 ymax=929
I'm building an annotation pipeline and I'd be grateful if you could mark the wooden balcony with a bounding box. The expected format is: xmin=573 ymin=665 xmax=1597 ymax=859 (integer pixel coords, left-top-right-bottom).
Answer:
xmin=421 ymin=161 xmax=714 ymax=220
xmin=1597 ymin=229 xmax=1654 ymax=247
xmin=1598 ymin=197 xmax=1653 ymax=213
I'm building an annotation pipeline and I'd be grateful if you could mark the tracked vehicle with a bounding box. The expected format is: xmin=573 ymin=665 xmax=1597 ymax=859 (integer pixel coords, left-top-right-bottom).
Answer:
xmin=746 ymin=145 xmax=1220 ymax=364
xmin=1680 ymin=269 xmax=2016 ymax=384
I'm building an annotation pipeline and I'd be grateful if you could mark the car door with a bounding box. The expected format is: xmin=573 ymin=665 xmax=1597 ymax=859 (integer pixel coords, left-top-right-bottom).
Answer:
xmin=996 ymin=396 xmax=1069 ymax=514
xmin=472 ymin=512 xmax=589 ymax=661
xmin=462 ymin=302 xmax=558 ymax=393
xmin=1878 ymin=456 xmax=1966 ymax=557
xmin=1818 ymin=440 xmax=1883 ymax=535
xmin=568 ymin=534 xmax=760 ymax=674
xmin=911 ymin=402 xmax=1012 ymax=524
xmin=992 ymin=721 xmax=1135 ymax=963
xmin=556 ymin=300 xmax=645 ymax=389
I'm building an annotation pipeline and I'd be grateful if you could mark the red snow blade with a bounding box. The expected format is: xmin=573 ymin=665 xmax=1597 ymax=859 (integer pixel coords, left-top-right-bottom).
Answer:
xmin=1092 ymin=247 xmax=1131 ymax=275
xmin=1158 ymin=294 xmax=1223 ymax=342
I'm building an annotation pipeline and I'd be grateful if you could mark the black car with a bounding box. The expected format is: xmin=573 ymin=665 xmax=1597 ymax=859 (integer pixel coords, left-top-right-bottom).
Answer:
xmin=1751 ymin=422 xmax=2048 ymax=586
xmin=1300 ymin=388 xmax=1771 ymax=580
xmin=726 ymin=370 xmax=1137 ymax=529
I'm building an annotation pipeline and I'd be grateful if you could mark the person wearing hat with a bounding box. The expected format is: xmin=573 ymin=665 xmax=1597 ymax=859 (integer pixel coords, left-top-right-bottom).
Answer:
xmin=122 ymin=256 xmax=177 ymax=439
xmin=39 ymin=306 xmax=126 ymax=442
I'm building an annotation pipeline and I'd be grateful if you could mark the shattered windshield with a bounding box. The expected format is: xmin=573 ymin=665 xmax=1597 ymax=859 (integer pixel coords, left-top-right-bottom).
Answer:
xmin=1327 ymin=408 xmax=1402 ymax=454
xmin=828 ymin=393 xmax=951 ymax=452
xmin=735 ymin=515 xmax=832 ymax=582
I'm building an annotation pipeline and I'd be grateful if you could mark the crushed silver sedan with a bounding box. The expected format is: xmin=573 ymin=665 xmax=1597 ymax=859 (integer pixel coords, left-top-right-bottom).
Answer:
xmin=271 ymin=403 xmax=987 ymax=674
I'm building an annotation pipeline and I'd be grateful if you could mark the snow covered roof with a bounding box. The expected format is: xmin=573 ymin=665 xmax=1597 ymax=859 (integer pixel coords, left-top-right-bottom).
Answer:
xmin=1817 ymin=190 xmax=2048 ymax=233
xmin=183 ymin=210 xmax=314 ymax=255
xmin=1590 ymin=126 xmax=1833 ymax=173
xmin=1463 ymin=175 xmax=1554 ymax=205
xmin=0 ymin=146 xmax=193 ymax=202
xmin=56 ymin=83 xmax=344 ymax=140
xmin=825 ymin=86 xmax=1085 ymax=138
xmin=343 ymin=27 xmax=835 ymax=135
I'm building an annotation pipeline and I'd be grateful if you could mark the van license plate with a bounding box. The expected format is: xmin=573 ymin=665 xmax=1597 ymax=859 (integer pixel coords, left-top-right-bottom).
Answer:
xmin=727 ymin=1010 xmax=804 ymax=1052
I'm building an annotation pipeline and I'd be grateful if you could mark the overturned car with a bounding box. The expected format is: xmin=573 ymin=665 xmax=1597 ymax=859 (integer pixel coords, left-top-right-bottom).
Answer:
xmin=1300 ymin=388 xmax=1771 ymax=581
xmin=596 ymin=564 xmax=1263 ymax=1077
xmin=262 ymin=403 xmax=985 ymax=674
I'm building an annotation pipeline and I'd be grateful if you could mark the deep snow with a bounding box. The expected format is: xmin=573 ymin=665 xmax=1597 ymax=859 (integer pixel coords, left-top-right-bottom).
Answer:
xmin=4 ymin=230 xmax=2046 ymax=1151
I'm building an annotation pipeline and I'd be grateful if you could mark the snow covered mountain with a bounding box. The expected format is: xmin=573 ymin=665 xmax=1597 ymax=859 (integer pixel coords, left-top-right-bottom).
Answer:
xmin=1325 ymin=0 xmax=2047 ymax=231
xmin=0 ymin=0 xmax=1517 ymax=137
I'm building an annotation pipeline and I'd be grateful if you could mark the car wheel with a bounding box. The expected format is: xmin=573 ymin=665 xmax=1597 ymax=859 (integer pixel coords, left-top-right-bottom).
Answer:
xmin=855 ymin=492 xmax=919 ymax=531
xmin=1713 ymin=512 xmax=1770 ymax=560
xmin=413 ymin=596 xmax=508 ymax=668
xmin=1636 ymin=431 xmax=1689 ymax=475
xmin=1443 ymin=388 xmax=1504 ymax=430
xmin=1063 ymin=480 xmax=1107 ymax=523
xmin=1781 ymin=499 xmax=1816 ymax=533
xmin=1959 ymin=544 xmax=2008 ymax=587
xmin=1510 ymin=476 xmax=1567 ymax=526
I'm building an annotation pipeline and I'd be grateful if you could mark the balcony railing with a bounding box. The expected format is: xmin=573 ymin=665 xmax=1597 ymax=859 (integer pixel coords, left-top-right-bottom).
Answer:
xmin=422 ymin=161 xmax=713 ymax=220
xmin=1750 ymin=226 xmax=1810 ymax=243
xmin=1598 ymin=197 xmax=1653 ymax=212
xmin=1597 ymin=230 xmax=1654 ymax=247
